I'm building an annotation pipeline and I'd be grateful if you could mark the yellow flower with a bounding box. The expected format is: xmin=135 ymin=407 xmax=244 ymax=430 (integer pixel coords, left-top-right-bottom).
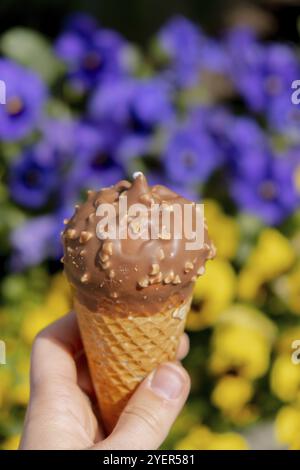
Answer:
xmin=187 ymin=259 xmax=236 ymax=330
xmin=0 ymin=368 xmax=12 ymax=407
xmin=1 ymin=434 xmax=20 ymax=450
xmin=275 ymin=405 xmax=300 ymax=448
xmin=10 ymin=356 xmax=30 ymax=406
xmin=46 ymin=273 xmax=71 ymax=315
xmin=285 ymin=264 xmax=300 ymax=315
xmin=238 ymin=229 xmax=295 ymax=301
xmin=21 ymin=273 xmax=71 ymax=344
xmin=211 ymin=375 xmax=253 ymax=413
xmin=226 ymin=405 xmax=259 ymax=427
xmin=204 ymin=199 xmax=240 ymax=260
xmin=21 ymin=307 xmax=57 ymax=344
xmin=175 ymin=425 xmax=249 ymax=450
xmin=175 ymin=425 xmax=213 ymax=450
xmin=210 ymin=304 xmax=276 ymax=379
xmin=271 ymin=354 xmax=300 ymax=402
xmin=207 ymin=433 xmax=249 ymax=450
xmin=276 ymin=327 xmax=300 ymax=354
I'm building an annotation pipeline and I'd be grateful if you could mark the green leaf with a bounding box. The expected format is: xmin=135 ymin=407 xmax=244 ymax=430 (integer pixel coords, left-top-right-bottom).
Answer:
xmin=0 ymin=28 xmax=65 ymax=83
xmin=45 ymin=99 xmax=72 ymax=119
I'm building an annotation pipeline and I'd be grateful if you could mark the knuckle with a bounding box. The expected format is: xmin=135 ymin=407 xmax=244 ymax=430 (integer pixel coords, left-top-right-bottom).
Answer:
xmin=122 ymin=402 xmax=162 ymax=436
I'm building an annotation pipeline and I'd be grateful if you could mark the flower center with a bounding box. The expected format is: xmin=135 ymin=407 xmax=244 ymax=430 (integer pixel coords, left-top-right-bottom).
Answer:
xmin=259 ymin=180 xmax=277 ymax=200
xmin=24 ymin=169 xmax=41 ymax=188
xmin=83 ymin=52 xmax=102 ymax=71
xmin=91 ymin=152 xmax=110 ymax=170
xmin=265 ymin=76 xmax=282 ymax=95
xmin=183 ymin=151 xmax=196 ymax=168
xmin=6 ymin=96 xmax=24 ymax=116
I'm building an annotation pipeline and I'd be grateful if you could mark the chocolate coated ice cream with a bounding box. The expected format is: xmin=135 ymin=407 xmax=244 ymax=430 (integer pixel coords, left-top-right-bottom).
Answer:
xmin=62 ymin=173 xmax=215 ymax=315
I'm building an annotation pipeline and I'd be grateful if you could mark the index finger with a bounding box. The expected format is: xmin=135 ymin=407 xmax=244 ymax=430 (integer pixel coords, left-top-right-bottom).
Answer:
xmin=30 ymin=311 xmax=82 ymax=388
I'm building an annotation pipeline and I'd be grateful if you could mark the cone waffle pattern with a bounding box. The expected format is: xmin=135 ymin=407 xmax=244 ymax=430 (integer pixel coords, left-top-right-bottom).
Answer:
xmin=75 ymin=296 xmax=191 ymax=434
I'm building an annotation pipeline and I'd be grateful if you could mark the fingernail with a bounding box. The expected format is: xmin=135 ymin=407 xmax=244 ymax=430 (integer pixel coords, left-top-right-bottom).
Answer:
xmin=149 ymin=363 xmax=185 ymax=399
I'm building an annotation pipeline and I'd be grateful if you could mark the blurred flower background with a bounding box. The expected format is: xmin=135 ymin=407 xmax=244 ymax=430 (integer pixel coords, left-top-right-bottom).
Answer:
xmin=1 ymin=0 xmax=300 ymax=450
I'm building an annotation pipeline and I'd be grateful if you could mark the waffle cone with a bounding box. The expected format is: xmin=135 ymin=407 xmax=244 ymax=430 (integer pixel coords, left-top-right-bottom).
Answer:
xmin=74 ymin=296 xmax=192 ymax=434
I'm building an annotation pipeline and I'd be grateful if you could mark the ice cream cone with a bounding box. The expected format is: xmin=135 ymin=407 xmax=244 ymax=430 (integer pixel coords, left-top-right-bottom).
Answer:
xmin=75 ymin=295 xmax=192 ymax=434
xmin=62 ymin=174 xmax=215 ymax=435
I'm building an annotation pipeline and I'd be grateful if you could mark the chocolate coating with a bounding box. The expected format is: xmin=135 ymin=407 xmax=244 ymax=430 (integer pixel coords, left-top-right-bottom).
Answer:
xmin=62 ymin=174 xmax=215 ymax=315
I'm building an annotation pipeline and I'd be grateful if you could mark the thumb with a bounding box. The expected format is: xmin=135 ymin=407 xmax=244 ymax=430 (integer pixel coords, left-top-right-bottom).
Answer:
xmin=93 ymin=362 xmax=191 ymax=450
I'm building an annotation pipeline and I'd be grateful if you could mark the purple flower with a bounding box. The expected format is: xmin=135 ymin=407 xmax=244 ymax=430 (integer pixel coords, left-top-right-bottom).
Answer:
xmin=156 ymin=16 xmax=204 ymax=87
xmin=199 ymin=38 xmax=230 ymax=75
xmin=147 ymin=171 xmax=199 ymax=201
xmin=39 ymin=119 xmax=124 ymax=205
xmin=268 ymin=92 xmax=300 ymax=141
xmin=89 ymin=77 xmax=133 ymax=125
xmin=89 ymin=77 xmax=174 ymax=133
xmin=63 ymin=12 xmax=98 ymax=38
xmin=225 ymin=28 xmax=266 ymax=112
xmin=226 ymin=27 xmax=300 ymax=113
xmin=187 ymin=105 xmax=234 ymax=158
xmin=55 ymin=16 xmax=131 ymax=90
xmin=115 ymin=134 xmax=151 ymax=174
xmin=226 ymin=117 xmax=270 ymax=182
xmin=40 ymin=118 xmax=77 ymax=155
xmin=162 ymin=124 xmax=221 ymax=185
xmin=10 ymin=215 xmax=60 ymax=269
xmin=9 ymin=142 xmax=59 ymax=209
xmin=0 ymin=59 xmax=47 ymax=141
xmin=129 ymin=79 xmax=174 ymax=133
xmin=63 ymin=122 xmax=124 ymax=195
xmin=230 ymin=152 xmax=300 ymax=225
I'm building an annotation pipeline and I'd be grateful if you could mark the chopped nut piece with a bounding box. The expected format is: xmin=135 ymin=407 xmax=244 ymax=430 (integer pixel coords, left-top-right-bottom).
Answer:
xmin=81 ymin=273 xmax=89 ymax=283
xmin=207 ymin=244 xmax=216 ymax=259
xmin=79 ymin=231 xmax=93 ymax=243
xmin=103 ymin=242 xmax=113 ymax=255
xmin=130 ymin=221 xmax=141 ymax=234
xmin=66 ymin=229 xmax=77 ymax=239
xmin=150 ymin=272 xmax=163 ymax=284
xmin=184 ymin=261 xmax=194 ymax=273
xmin=164 ymin=271 xmax=174 ymax=284
xmin=150 ymin=263 xmax=160 ymax=275
xmin=172 ymin=275 xmax=181 ymax=285
xmin=101 ymin=261 xmax=110 ymax=270
xmin=108 ymin=270 xmax=115 ymax=279
xmin=159 ymin=230 xmax=171 ymax=240
xmin=99 ymin=252 xmax=109 ymax=263
xmin=197 ymin=266 xmax=205 ymax=276
xmin=139 ymin=193 xmax=152 ymax=204
xmin=138 ymin=277 xmax=149 ymax=288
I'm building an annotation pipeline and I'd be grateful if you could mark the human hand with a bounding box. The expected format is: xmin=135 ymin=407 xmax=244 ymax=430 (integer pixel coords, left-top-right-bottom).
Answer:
xmin=20 ymin=312 xmax=191 ymax=450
